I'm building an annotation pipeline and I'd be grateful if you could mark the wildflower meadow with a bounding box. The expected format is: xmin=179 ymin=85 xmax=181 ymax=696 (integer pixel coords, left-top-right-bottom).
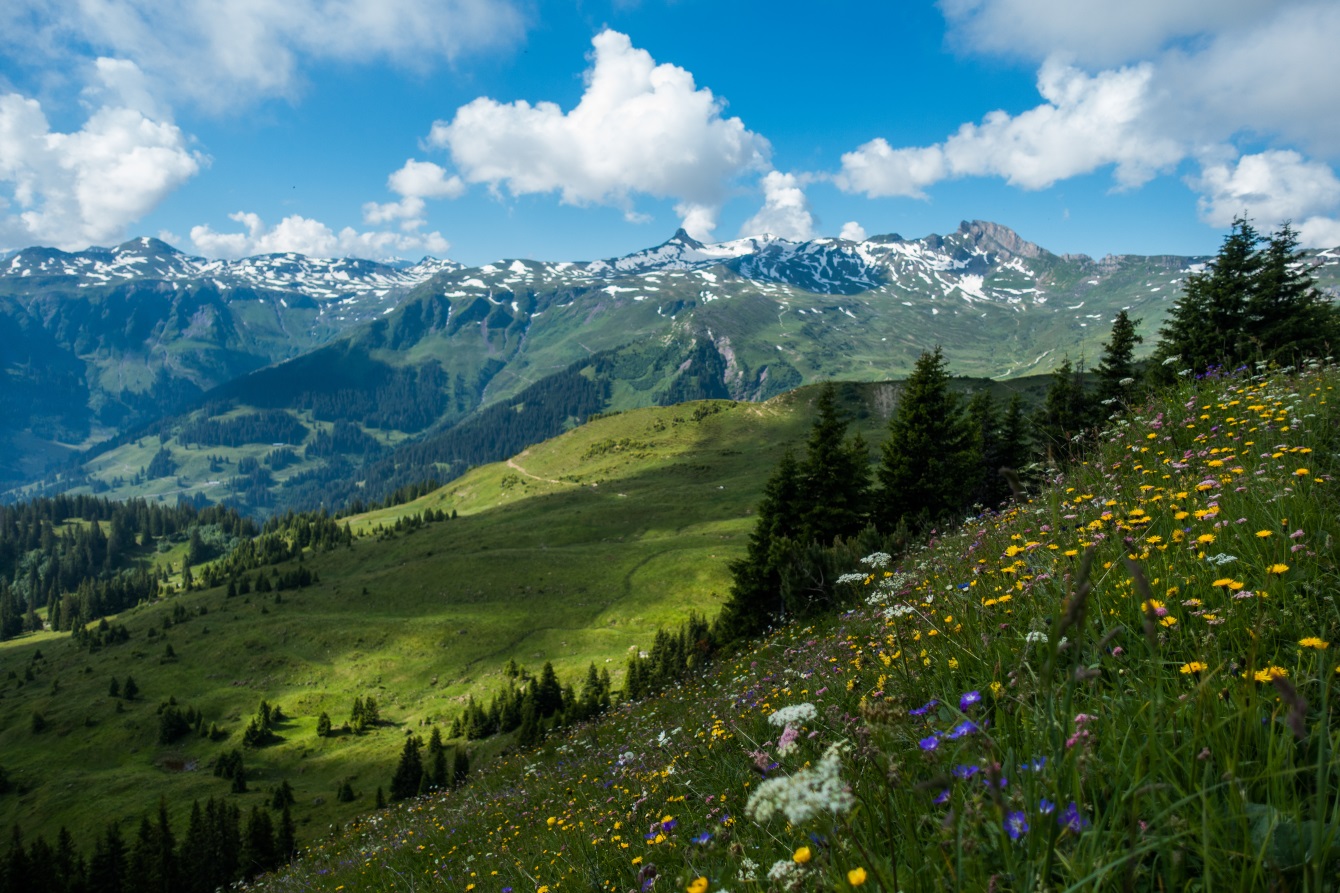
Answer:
xmin=253 ymin=362 xmax=1339 ymax=892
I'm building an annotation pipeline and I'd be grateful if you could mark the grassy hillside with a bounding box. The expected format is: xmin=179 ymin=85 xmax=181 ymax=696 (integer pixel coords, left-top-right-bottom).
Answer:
xmin=248 ymin=362 xmax=1339 ymax=892
xmin=2 ymin=380 xmax=961 ymax=847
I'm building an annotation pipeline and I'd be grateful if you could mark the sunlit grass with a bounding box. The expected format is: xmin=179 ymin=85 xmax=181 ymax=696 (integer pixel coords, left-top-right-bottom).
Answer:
xmin=252 ymin=362 xmax=1339 ymax=892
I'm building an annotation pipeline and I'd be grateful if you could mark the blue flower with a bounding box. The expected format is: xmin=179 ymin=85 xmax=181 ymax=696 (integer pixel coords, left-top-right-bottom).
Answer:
xmin=909 ymin=699 xmax=939 ymax=717
xmin=959 ymin=690 xmax=982 ymax=711
xmin=946 ymin=720 xmax=979 ymax=740
xmin=952 ymin=764 xmax=980 ymax=780
xmin=933 ymin=788 xmax=950 ymax=805
xmin=1058 ymin=801 xmax=1091 ymax=832
xmin=1003 ymin=811 xmax=1029 ymax=840
xmin=1020 ymin=757 xmax=1047 ymax=772
xmin=692 ymin=832 xmax=712 ymax=845
xmin=1039 ymin=798 xmax=1055 ymax=815
xmin=918 ymin=735 xmax=940 ymax=751
xmin=661 ymin=819 xmax=678 ymax=832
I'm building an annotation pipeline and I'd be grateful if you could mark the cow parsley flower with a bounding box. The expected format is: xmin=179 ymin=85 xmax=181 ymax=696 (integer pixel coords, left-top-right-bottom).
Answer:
xmin=745 ymin=743 xmax=855 ymax=825
xmin=768 ymin=703 xmax=818 ymax=728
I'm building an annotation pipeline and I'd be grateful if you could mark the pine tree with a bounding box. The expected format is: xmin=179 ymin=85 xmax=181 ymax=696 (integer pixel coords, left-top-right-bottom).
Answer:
xmin=1153 ymin=217 xmax=1263 ymax=376
xmin=88 ymin=824 xmax=128 ymax=893
xmin=315 ymin=711 xmax=331 ymax=738
xmin=876 ymin=347 xmax=977 ymax=531
xmin=452 ymin=746 xmax=470 ymax=786
xmin=275 ymin=804 xmax=296 ymax=865
xmin=1037 ymin=358 xmax=1095 ymax=460
xmin=389 ymin=735 xmax=423 ymax=801
xmin=793 ymin=384 xmax=870 ymax=545
xmin=964 ymin=390 xmax=1001 ymax=506
xmin=715 ymin=449 xmax=800 ymax=640
xmin=123 ymin=675 xmax=138 ymax=700
xmin=1246 ymin=222 xmax=1340 ymax=362
xmin=240 ymin=807 xmax=276 ymax=877
xmin=996 ymin=394 xmax=1031 ymax=495
xmin=535 ymin=663 xmax=563 ymax=717
xmin=1095 ymin=310 xmax=1144 ymax=408
xmin=426 ymin=727 xmax=448 ymax=790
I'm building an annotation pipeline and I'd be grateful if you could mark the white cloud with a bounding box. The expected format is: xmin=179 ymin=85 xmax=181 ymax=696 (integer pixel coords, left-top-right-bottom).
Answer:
xmin=938 ymin=0 xmax=1280 ymax=67
xmin=428 ymin=29 xmax=770 ymax=238
xmin=2 ymin=0 xmax=527 ymax=111
xmin=190 ymin=211 xmax=450 ymax=260
xmin=837 ymin=59 xmax=1180 ymax=197
xmin=363 ymin=159 xmax=465 ymax=230
xmin=1191 ymin=151 xmax=1340 ymax=228
xmin=0 ymin=71 xmax=202 ymax=250
xmin=1296 ymin=217 xmax=1340 ymax=249
xmin=740 ymin=171 xmax=815 ymax=241
xmin=839 ymin=221 xmax=867 ymax=241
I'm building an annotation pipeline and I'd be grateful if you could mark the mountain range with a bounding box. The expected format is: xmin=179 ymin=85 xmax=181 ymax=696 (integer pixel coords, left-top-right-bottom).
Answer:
xmin=4 ymin=222 xmax=1338 ymax=512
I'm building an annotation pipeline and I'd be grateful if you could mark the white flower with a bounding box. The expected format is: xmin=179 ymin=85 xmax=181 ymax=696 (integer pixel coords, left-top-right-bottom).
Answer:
xmin=836 ymin=573 xmax=867 ymax=585
xmin=745 ymin=743 xmax=855 ymax=825
xmin=1025 ymin=631 xmax=1048 ymax=644
xmin=737 ymin=857 xmax=759 ymax=883
xmin=768 ymin=859 xmax=805 ymax=890
xmin=859 ymin=551 xmax=891 ymax=568
xmin=881 ymin=604 xmax=916 ymax=620
xmin=1205 ymin=553 xmax=1238 ymax=565
xmin=767 ymin=703 xmax=818 ymax=728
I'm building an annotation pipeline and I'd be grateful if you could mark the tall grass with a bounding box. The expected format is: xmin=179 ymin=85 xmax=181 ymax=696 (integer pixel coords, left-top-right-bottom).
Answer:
xmin=252 ymin=362 xmax=1339 ymax=892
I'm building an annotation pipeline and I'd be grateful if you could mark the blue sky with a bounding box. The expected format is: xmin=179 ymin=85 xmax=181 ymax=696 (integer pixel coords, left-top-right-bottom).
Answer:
xmin=2 ymin=0 xmax=1339 ymax=265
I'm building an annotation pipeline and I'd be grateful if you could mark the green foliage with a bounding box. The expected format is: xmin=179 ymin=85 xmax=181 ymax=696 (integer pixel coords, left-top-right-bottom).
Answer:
xmin=876 ymin=346 xmax=978 ymax=530
xmin=1154 ymin=218 xmax=1340 ymax=377
xmin=1035 ymin=356 xmax=1097 ymax=459
xmin=389 ymin=736 xmax=423 ymax=802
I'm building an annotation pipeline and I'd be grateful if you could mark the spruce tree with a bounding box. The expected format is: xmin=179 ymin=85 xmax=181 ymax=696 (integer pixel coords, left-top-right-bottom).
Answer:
xmin=1247 ymin=222 xmax=1340 ymax=362
xmin=876 ymin=347 xmax=977 ymax=531
xmin=389 ymin=735 xmax=423 ymax=801
xmin=1153 ymin=217 xmax=1262 ymax=376
xmin=716 ymin=449 xmax=800 ymax=640
xmin=426 ymin=727 xmax=449 ymax=790
xmin=1095 ymin=310 xmax=1143 ymax=408
xmin=793 ymin=384 xmax=870 ymax=544
xmin=1036 ymin=358 xmax=1095 ymax=459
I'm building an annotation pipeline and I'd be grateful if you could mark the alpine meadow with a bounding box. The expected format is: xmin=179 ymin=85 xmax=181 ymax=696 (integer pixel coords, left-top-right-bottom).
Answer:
xmin=4 ymin=4 xmax=1340 ymax=889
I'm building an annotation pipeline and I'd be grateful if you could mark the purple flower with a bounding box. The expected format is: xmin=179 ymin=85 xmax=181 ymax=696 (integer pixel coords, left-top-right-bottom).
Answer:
xmin=918 ymin=735 xmax=940 ymax=751
xmin=959 ymin=690 xmax=982 ymax=711
xmin=946 ymin=720 xmax=979 ymax=740
xmin=909 ymin=699 xmax=939 ymax=717
xmin=952 ymin=764 xmax=980 ymax=780
xmin=661 ymin=819 xmax=678 ymax=832
xmin=1004 ymin=811 xmax=1029 ymax=840
xmin=691 ymin=832 xmax=712 ymax=845
xmin=1020 ymin=757 xmax=1047 ymax=772
xmin=932 ymin=788 xmax=950 ymax=805
xmin=1039 ymin=798 xmax=1055 ymax=815
xmin=1058 ymin=801 xmax=1091 ymax=832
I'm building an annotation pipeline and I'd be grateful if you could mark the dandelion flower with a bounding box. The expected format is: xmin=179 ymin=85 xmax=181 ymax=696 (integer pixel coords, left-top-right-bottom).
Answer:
xmin=793 ymin=847 xmax=812 ymax=864
xmin=1299 ymin=637 xmax=1329 ymax=650
xmin=847 ymin=867 xmax=868 ymax=886
xmin=687 ymin=879 xmax=709 ymax=893
xmin=1255 ymin=530 xmax=1273 ymax=538
xmin=1252 ymin=666 xmax=1288 ymax=683
xmin=1268 ymin=563 xmax=1289 ymax=574
xmin=1294 ymin=468 xmax=1310 ymax=476
xmin=1180 ymin=661 xmax=1207 ymax=674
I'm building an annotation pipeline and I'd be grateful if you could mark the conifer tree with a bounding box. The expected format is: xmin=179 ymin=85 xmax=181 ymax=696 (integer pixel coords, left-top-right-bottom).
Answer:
xmin=876 ymin=347 xmax=977 ymax=531
xmin=389 ymin=735 xmax=423 ymax=801
xmin=452 ymin=746 xmax=470 ymax=786
xmin=315 ymin=711 xmax=331 ymax=738
xmin=1246 ymin=222 xmax=1340 ymax=362
xmin=793 ymin=384 xmax=870 ymax=545
xmin=88 ymin=824 xmax=128 ymax=893
xmin=1153 ymin=217 xmax=1262 ymax=376
xmin=1036 ymin=357 xmax=1095 ymax=459
xmin=1095 ymin=310 xmax=1143 ymax=408
xmin=716 ymin=449 xmax=800 ymax=640
xmin=426 ymin=727 xmax=449 ymax=790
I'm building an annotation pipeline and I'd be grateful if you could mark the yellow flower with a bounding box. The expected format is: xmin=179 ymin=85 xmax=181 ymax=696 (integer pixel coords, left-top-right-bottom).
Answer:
xmin=687 ymin=878 xmax=709 ymax=893
xmin=1299 ymin=637 xmax=1329 ymax=650
xmin=793 ymin=846 xmax=812 ymax=864
xmin=1160 ymin=616 xmax=1178 ymax=627
xmin=1294 ymin=467 xmax=1310 ymax=476
xmin=546 ymin=817 xmax=557 ymax=826
xmin=1196 ymin=534 xmax=1216 ymax=545
xmin=848 ymin=867 xmax=869 ymax=886
xmin=1255 ymin=530 xmax=1273 ymax=538
xmin=1252 ymin=666 xmax=1288 ymax=683
xmin=1268 ymin=563 xmax=1290 ymax=574
xmin=1180 ymin=661 xmax=1207 ymax=674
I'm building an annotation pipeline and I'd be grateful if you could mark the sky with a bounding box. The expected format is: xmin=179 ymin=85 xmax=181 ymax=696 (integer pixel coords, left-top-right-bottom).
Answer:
xmin=2 ymin=0 xmax=1340 ymax=266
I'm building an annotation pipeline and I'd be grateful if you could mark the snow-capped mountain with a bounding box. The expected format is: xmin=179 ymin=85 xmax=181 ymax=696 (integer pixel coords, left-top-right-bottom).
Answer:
xmin=0 ymin=237 xmax=458 ymax=304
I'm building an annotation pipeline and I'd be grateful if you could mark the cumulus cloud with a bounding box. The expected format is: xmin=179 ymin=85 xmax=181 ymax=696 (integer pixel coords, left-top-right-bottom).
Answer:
xmin=839 ymin=221 xmax=867 ymax=241
xmin=740 ymin=171 xmax=815 ymax=241
xmin=939 ymin=0 xmax=1280 ymax=67
xmin=1296 ymin=217 xmax=1340 ymax=249
xmin=837 ymin=59 xmax=1180 ymax=198
xmin=428 ymin=29 xmax=770 ymax=238
xmin=363 ymin=159 xmax=465 ymax=230
xmin=2 ymin=0 xmax=527 ymax=111
xmin=190 ymin=211 xmax=450 ymax=260
xmin=0 ymin=67 xmax=202 ymax=250
xmin=1191 ymin=150 xmax=1340 ymax=228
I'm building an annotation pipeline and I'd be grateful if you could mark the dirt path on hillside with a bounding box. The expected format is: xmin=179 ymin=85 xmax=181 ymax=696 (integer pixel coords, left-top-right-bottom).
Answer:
xmin=507 ymin=452 xmax=570 ymax=485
